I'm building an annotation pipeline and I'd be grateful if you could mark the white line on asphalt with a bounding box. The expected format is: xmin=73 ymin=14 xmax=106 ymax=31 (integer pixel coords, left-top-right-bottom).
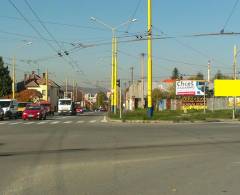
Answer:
xmin=89 ymin=120 xmax=96 ymax=123
xmin=76 ymin=120 xmax=84 ymax=124
xmin=37 ymin=121 xmax=48 ymax=125
xmin=9 ymin=122 xmax=22 ymax=125
xmin=0 ymin=122 xmax=8 ymax=125
xmin=63 ymin=121 xmax=72 ymax=124
xmin=51 ymin=121 xmax=60 ymax=124
xmin=24 ymin=122 xmax=35 ymax=125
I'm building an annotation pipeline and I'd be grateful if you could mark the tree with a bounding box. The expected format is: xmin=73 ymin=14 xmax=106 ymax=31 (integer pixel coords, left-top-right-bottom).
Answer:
xmin=188 ymin=72 xmax=204 ymax=80
xmin=152 ymin=88 xmax=168 ymax=111
xmin=214 ymin=70 xmax=231 ymax=79
xmin=16 ymin=89 xmax=42 ymax=102
xmin=0 ymin=57 xmax=12 ymax=97
xmin=96 ymin=91 xmax=107 ymax=108
xmin=171 ymin=67 xmax=180 ymax=79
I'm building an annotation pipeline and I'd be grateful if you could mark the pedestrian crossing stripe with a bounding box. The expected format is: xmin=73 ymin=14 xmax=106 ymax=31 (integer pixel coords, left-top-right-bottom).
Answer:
xmin=63 ymin=121 xmax=72 ymax=124
xmin=51 ymin=121 xmax=60 ymax=124
xmin=0 ymin=119 xmax=107 ymax=126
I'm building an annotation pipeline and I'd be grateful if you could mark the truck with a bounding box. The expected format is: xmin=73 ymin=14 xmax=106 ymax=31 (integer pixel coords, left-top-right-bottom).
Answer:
xmin=58 ymin=98 xmax=76 ymax=115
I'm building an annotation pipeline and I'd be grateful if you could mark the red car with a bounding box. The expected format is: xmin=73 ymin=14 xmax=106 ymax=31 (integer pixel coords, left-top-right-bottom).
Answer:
xmin=22 ymin=104 xmax=47 ymax=120
xmin=76 ymin=107 xmax=84 ymax=114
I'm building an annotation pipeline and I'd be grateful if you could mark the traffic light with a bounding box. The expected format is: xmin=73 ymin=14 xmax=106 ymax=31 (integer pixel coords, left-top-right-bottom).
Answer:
xmin=116 ymin=79 xmax=120 ymax=87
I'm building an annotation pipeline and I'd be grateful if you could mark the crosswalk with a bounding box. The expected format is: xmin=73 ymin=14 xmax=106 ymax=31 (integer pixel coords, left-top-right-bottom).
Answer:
xmin=0 ymin=119 xmax=106 ymax=126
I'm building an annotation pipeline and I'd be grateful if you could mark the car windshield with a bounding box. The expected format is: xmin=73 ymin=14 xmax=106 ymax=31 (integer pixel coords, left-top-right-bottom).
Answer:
xmin=18 ymin=103 xmax=28 ymax=108
xmin=0 ymin=101 xmax=11 ymax=108
xmin=26 ymin=106 xmax=41 ymax=110
xmin=59 ymin=100 xmax=71 ymax=105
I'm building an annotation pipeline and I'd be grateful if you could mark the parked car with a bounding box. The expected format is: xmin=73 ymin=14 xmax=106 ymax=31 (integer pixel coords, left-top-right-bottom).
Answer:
xmin=0 ymin=99 xmax=18 ymax=119
xmin=17 ymin=102 xmax=31 ymax=117
xmin=22 ymin=104 xmax=47 ymax=120
xmin=76 ymin=107 xmax=84 ymax=114
xmin=0 ymin=107 xmax=4 ymax=120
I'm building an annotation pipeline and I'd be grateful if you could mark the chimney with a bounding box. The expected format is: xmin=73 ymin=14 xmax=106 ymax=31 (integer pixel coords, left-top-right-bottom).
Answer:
xmin=24 ymin=74 xmax=27 ymax=81
xmin=42 ymin=73 xmax=46 ymax=79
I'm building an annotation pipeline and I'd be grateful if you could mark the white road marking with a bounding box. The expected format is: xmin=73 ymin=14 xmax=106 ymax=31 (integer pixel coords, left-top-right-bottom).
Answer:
xmin=89 ymin=120 xmax=96 ymax=123
xmin=24 ymin=122 xmax=35 ymax=125
xmin=51 ymin=121 xmax=60 ymax=124
xmin=101 ymin=116 xmax=107 ymax=123
xmin=37 ymin=121 xmax=48 ymax=125
xmin=63 ymin=121 xmax=72 ymax=124
xmin=76 ymin=120 xmax=84 ymax=124
xmin=9 ymin=122 xmax=22 ymax=125
xmin=0 ymin=122 xmax=8 ymax=125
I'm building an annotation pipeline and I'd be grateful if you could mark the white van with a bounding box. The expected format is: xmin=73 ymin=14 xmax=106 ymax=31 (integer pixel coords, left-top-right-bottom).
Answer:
xmin=0 ymin=99 xmax=18 ymax=119
xmin=58 ymin=98 xmax=76 ymax=115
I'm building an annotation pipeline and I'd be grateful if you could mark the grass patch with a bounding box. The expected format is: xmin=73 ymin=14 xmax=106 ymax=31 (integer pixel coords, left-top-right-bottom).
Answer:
xmin=108 ymin=109 xmax=234 ymax=122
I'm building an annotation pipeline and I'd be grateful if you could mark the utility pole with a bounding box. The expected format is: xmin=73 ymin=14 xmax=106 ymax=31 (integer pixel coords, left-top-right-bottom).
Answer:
xmin=130 ymin=66 xmax=134 ymax=85
xmin=111 ymin=34 xmax=115 ymax=113
xmin=75 ymin=82 xmax=78 ymax=102
xmin=46 ymin=70 xmax=48 ymax=102
xmin=119 ymin=82 xmax=122 ymax=119
xmin=72 ymin=80 xmax=75 ymax=101
xmin=233 ymin=45 xmax=237 ymax=119
xmin=147 ymin=0 xmax=153 ymax=118
xmin=65 ymin=78 xmax=68 ymax=98
xmin=207 ymin=60 xmax=211 ymax=83
xmin=12 ymin=56 xmax=16 ymax=99
xmin=141 ymin=53 xmax=145 ymax=108
xmin=114 ymin=36 xmax=118 ymax=114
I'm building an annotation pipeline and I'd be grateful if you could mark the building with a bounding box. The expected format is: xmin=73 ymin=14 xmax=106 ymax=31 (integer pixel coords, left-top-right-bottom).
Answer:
xmin=125 ymin=79 xmax=175 ymax=111
xmin=23 ymin=72 xmax=61 ymax=111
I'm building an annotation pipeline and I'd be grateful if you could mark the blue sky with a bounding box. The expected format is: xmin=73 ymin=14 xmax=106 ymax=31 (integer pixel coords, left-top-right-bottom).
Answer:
xmin=0 ymin=0 xmax=240 ymax=88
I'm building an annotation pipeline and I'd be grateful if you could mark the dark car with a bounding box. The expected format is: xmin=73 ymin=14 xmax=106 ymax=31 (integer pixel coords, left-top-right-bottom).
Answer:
xmin=22 ymin=104 xmax=47 ymax=120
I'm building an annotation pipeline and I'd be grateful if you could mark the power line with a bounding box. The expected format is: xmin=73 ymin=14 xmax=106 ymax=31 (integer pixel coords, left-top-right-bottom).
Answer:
xmin=221 ymin=0 xmax=239 ymax=33
xmin=0 ymin=15 xmax=129 ymax=33
xmin=8 ymin=0 xmax=58 ymax=53
xmin=125 ymin=0 xmax=142 ymax=33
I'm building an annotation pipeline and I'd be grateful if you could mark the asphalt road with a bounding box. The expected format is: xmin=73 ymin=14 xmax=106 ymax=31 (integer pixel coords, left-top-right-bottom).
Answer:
xmin=0 ymin=113 xmax=240 ymax=195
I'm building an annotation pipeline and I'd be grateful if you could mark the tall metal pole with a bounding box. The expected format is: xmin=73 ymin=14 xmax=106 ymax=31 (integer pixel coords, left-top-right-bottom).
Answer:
xmin=130 ymin=66 xmax=134 ymax=85
xmin=111 ymin=31 xmax=115 ymax=113
xmin=46 ymin=70 xmax=48 ymax=102
xmin=65 ymin=78 xmax=68 ymax=98
xmin=141 ymin=53 xmax=145 ymax=108
xmin=207 ymin=60 xmax=211 ymax=83
xmin=119 ymin=83 xmax=122 ymax=119
xmin=75 ymin=82 xmax=78 ymax=102
xmin=147 ymin=0 xmax=153 ymax=117
xmin=114 ymin=36 xmax=118 ymax=114
xmin=233 ymin=45 xmax=237 ymax=119
xmin=12 ymin=56 xmax=16 ymax=99
xmin=72 ymin=80 xmax=75 ymax=101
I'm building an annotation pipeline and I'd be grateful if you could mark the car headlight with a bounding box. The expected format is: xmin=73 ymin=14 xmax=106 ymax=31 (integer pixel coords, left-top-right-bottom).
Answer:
xmin=37 ymin=112 xmax=40 ymax=115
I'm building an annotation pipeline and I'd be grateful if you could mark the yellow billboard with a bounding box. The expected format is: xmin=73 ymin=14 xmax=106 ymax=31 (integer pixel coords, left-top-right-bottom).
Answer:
xmin=214 ymin=80 xmax=240 ymax=96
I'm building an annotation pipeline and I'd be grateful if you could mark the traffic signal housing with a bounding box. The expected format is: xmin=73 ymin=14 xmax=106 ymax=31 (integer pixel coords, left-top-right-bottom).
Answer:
xmin=116 ymin=79 xmax=120 ymax=87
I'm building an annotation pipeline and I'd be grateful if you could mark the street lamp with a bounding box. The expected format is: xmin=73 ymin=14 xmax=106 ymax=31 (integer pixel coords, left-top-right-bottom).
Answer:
xmin=12 ymin=41 xmax=33 ymax=99
xmin=90 ymin=17 xmax=137 ymax=114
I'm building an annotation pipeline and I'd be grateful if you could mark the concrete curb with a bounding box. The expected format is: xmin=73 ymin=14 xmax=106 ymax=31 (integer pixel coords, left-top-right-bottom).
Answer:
xmin=107 ymin=117 xmax=240 ymax=124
